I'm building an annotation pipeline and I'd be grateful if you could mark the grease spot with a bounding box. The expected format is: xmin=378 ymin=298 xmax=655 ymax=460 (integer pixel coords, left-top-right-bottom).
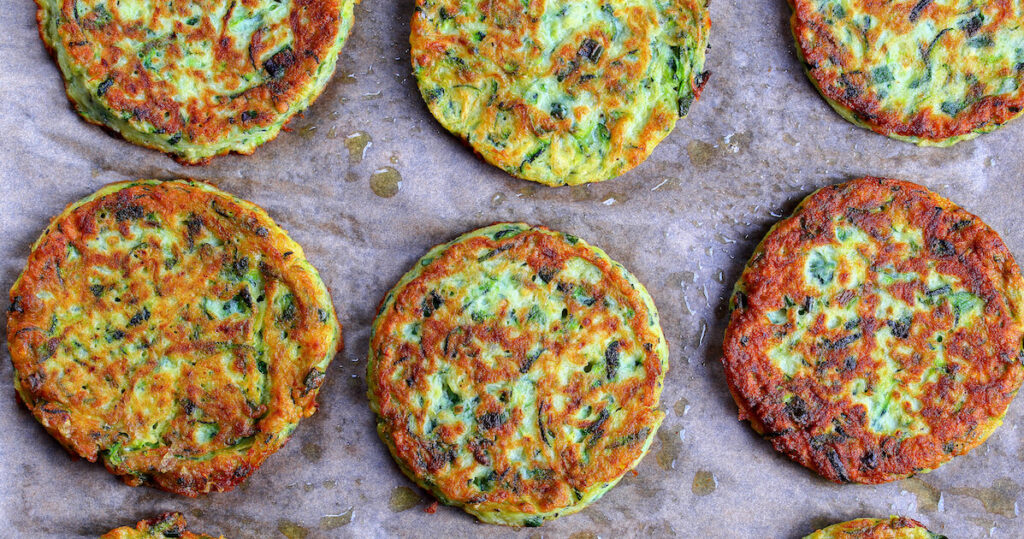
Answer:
xmin=673 ymin=398 xmax=690 ymax=417
xmin=691 ymin=470 xmax=717 ymax=496
xmin=390 ymin=486 xmax=422 ymax=512
xmin=277 ymin=520 xmax=308 ymax=539
xmin=902 ymin=477 xmax=942 ymax=512
xmin=301 ymin=442 xmax=322 ymax=462
xmin=569 ymin=532 xmax=598 ymax=539
xmin=490 ymin=192 xmax=506 ymax=207
xmin=320 ymin=508 xmax=354 ymax=530
xmin=951 ymin=478 xmax=1020 ymax=518
xmin=345 ymin=132 xmax=372 ymax=163
xmin=297 ymin=124 xmax=317 ymax=139
xmin=656 ymin=425 xmax=683 ymax=470
xmin=370 ymin=167 xmax=402 ymax=198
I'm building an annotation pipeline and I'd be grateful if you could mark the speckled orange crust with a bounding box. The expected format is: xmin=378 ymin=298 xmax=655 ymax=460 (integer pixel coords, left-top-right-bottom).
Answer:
xmin=8 ymin=180 xmax=341 ymax=496
xmin=101 ymin=512 xmax=221 ymax=539
xmin=805 ymin=516 xmax=944 ymax=539
xmin=367 ymin=223 xmax=668 ymax=525
xmin=410 ymin=0 xmax=709 ymax=185
xmin=35 ymin=0 xmax=356 ymax=163
xmin=790 ymin=1 xmax=1024 ymax=144
xmin=723 ymin=178 xmax=1024 ymax=483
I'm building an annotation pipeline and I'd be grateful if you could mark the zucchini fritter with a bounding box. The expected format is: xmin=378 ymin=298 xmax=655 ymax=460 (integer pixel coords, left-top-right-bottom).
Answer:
xmin=790 ymin=0 xmax=1024 ymax=145
xmin=34 ymin=0 xmax=357 ymax=163
xmin=101 ymin=512 xmax=221 ymax=539
xmin=367 ymin=223 xmax=668 ymax=525
xmin=411 ymin=0 xmax=710 ymax=186
xmin=805 ymin=516 xmax=945 ymax=539
xmin=723 ymin=178 xmax=1024 ymax=483
xmin=8 ymin=179 xmax=341 ymax=496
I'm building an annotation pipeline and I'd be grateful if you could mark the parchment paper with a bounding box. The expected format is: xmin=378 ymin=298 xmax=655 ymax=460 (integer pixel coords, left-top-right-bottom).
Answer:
xmin=2 ymin=1 xmax=1022 ymax=537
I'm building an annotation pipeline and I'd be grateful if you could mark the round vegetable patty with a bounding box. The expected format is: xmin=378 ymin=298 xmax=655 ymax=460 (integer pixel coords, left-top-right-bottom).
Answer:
xmin=35 ymin=0 xmax=356 ymax=164
xmin=8 ymin=179 xmax=341 ymax=496
xmin=805 ymin=516 xmax=945 ymax=539
xmin=723 ymin=177 xmax=1024 ymax=483
xmin=367 ymin=223 xmax=668 ymax=525
xmin=791 ymin=0 xmax=1024 ymax=145
xmin=410 ymin=0 xmax=710 ymax=186
xmin=101 ymin=512 xmax=221 ymax=539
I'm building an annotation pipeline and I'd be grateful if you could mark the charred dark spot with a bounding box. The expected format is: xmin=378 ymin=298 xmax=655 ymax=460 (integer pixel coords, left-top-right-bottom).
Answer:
xmin=167 ymin=133 xmax=182 ymax=145
xmin=733 ymin=291 xmax=748 ymax=311
xmin=115 ymin=205 xmax=145 ymax=222
xmin=585 ymin=409 xmax=610 ymax=446
xmin=926 ymin=285 xmax=951 ymax=297
xmin=556 ymin=281 xmax=572 ymax=294
xmin=785 ymin=396 xmax=809 ymax=424
xmin=959 ymin=12 xmax=983 ymax=36
xmin=97 ymin=77 xmax=114 ymax=97
xmin=860 ymin=450 xmax=878 ymax=469
xmin=843 ymin=318 xmax=860 ymax=331
xmin=478 ymin=411 xmax=506 ymax=430
xmin=843 ymin=356 xmax=857 ymax=372
xmin=182 ymin=398 xmax=196 ymax=416
xmin=240 ymin=110 xmax=258 ymax=122
xmin=108 ymin=329 xmax=125 ymax=341
xmin=549 ymin=101 xmax=567 ymax=120
xmin=468 ymin=438 xmax=492 ymax=466
xmin=950 ymin=219 xmax=973 ymax=231
xmin=538 ymin=266 xmax=558 ymax=283
xmin=255 ymin=226 xmax=268 ymax=237
xmin=9 ymin=296 xmax=23 ymax=314
xmin=887 ymin=318 xmax=911 ymax=339
xmin=821 ymin=333 xmax=860 ymax=351
xmin=930 ymin=238 xmax=954 ymax=257
xmin=236 ymin=287 xmax=253 ymax=310
xmin=128 ymin=307 xmax=150 ymax=327
xmin=825 ymin=447 xmax=850 ymax=482
xmin=264 ymin=48 xmax=295 ymax=79
xmin=233 ymin=256 xmax=250 ymax=276
xmin=303 ymin=369 xmax=325 ymax=394
xmin=422 ymin=290 xmax=444 ymax=317
xmin=556 ymin=60 xmax=578 ymax=82
xmin=605 ymin=341 xmax=621 ymax=379
xmin=909 ymin=0 xmax=933 ymax=22
xmin=577 ymin=38 xmax=603 ymax=62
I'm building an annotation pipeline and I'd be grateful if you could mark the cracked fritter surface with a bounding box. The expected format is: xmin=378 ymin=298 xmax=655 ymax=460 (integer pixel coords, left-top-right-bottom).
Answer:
xmin=8 ymin=179 xmax=341 ymax=496
xmin=804 ymin=516 xmax=944 ymax=539
xmin=101 ymin=512 xmax=221 ymax=539
xmin=791 ymin=0 xmax=1024 ymax=145
xmin=411 ymin=0 xmax=709 ymax=186
xmin=723 ymin=178 xmax=1024 ymax=483
xmin=35 ymin=0 xmax=356 ymax=163
xmin=368 ymin=223 xmax=668 ymax=525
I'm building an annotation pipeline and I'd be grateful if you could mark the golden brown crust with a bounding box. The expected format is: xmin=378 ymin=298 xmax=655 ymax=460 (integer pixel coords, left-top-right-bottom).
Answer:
xmin=8 ymin=180 xmax=341 ymax=496
xmin=368 ymin=223 xmax=668 ymax=525
xmin=790 ymin=1 xmax=1024 ymax=143
xmin=35 ymin=0 xmax=354 ymax=163
xmin=100 ymin=512 xmax=221 ymax=539
xmin=723 ymin=178 xmax=1024 ymax=483
xmin=805 ymin=516 xmax=938 ymax=539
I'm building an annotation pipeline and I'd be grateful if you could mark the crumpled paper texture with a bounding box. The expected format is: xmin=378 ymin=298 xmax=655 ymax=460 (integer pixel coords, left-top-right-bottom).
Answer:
xmin=1 ymin=1 xmax=1021 ymax=537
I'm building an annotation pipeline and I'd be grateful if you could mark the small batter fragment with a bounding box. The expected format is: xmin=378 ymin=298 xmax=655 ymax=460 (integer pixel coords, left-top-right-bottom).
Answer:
xmin=804 ymin=516 xmax=946 ymax=539
xmin=101 ymin=512 xmax=221 ymax=539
